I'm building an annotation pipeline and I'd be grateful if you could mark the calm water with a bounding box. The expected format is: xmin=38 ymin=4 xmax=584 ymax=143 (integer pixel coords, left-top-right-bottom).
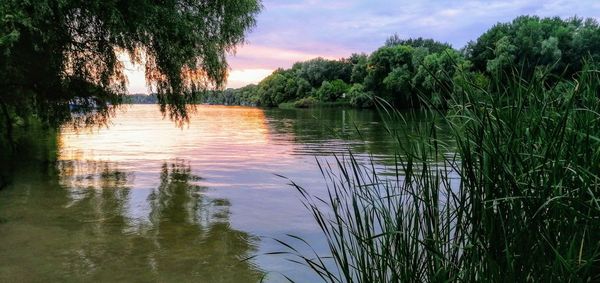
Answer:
xmin=0 ymin=105 xmax=423 ymax=282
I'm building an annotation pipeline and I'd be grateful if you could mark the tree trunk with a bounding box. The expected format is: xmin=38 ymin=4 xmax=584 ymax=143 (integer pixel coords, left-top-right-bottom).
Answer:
xmin=0 ymin=100 xmax=14 ymax=154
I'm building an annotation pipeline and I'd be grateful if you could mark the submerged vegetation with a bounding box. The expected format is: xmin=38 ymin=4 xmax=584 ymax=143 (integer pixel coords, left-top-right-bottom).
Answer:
xmin=277 ymin=61 xmax=600 ymax=281
xmin=204 ymin=16 xmax=600 ymax=110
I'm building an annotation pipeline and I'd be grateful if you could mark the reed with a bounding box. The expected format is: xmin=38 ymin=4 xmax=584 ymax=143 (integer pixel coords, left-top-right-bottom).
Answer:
xmin=281 ymin=65 xmax=600 ymax=282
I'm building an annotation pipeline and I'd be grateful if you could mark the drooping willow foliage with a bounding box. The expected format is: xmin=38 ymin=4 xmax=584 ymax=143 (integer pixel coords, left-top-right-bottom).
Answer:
xmin=0 ymin=0 xmax=261 ymax=130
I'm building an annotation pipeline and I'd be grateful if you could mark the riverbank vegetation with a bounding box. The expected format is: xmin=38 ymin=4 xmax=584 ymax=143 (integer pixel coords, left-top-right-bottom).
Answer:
xmin=257 ymin=16 xmax=600 ymax=283
xmin=279 ymin=61 xmax=600 ymax=281
xmin=204 ymin=16 xmax=600 ymax=110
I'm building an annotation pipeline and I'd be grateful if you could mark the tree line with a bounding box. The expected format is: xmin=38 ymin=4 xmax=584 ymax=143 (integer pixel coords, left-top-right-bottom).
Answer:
xmin=201 ymin=15 xmax=600 ymax=108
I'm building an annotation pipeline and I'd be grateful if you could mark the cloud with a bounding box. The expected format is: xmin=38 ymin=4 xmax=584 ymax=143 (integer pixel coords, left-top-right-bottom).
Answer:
xmin=246 ymin=0 xmax=599 ymax=49
xmin=128 ymin=0 xmax=600 ymax=92
xmin=228 ymin=44 xmax=341 ymax=70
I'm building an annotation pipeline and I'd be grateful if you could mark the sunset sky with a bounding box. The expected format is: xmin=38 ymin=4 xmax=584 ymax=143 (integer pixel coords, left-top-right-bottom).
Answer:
xmin=126 ymin=0 xmax=600 ymax=93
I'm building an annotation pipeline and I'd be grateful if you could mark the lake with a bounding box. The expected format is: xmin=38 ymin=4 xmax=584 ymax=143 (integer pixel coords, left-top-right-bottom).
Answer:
xmin=0 ymin=105 xmax=426 ymax=282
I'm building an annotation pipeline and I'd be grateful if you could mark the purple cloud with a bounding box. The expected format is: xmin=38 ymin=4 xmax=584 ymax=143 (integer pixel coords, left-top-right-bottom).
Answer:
xmin=226 ymin=0 xmax=599 ymax=87
xmin=128 ymin=1 xmax=600 ymax=91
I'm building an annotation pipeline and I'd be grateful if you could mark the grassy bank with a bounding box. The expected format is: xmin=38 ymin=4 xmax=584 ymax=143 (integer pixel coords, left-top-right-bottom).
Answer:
xmin=281 ymin=66 xmax=600 ymax=282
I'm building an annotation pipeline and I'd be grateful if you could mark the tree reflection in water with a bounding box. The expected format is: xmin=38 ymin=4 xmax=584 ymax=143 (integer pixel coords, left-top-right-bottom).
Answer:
xmin=0 ymin=160 xmax=263 ymax=282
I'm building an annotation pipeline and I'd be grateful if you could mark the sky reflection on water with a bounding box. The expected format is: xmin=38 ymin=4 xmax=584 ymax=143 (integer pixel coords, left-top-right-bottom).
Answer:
xmin=0 ymin=105 xmax=410 ymax=282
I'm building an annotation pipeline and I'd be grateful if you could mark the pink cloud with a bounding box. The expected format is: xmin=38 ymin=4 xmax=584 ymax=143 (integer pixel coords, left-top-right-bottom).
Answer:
xmin=228 ymin=44 xmax=347 ymax=70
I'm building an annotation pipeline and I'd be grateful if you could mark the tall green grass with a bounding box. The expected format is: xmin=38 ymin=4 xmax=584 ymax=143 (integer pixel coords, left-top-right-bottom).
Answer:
xmin=282 ymin=66 xmax=600 ymax=282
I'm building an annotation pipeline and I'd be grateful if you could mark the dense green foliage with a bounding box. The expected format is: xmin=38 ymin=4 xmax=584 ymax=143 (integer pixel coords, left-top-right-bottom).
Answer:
xmin=282 ymin=63 xmax=600 ymax=282
xmin=466 ymin=15 xmax=600 ymax=80
xmin=0 ymin=0 xmax=261 ymax=157
xmin=208 ymin=16 xmax=600 ymax=110
xmin=198 ymin=84 xmax=259 ymax=106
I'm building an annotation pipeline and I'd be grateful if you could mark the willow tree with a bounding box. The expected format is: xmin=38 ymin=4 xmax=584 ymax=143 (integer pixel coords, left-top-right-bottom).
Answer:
xmin=0 ymin=0 xmax=262 ymax=132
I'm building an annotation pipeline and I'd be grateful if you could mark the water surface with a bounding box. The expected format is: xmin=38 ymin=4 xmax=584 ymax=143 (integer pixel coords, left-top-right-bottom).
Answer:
xmin=0 ymin=105 xmax=419 ymax=282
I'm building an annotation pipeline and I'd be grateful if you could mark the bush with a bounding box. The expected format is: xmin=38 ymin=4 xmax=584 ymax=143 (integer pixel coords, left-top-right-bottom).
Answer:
xmin=347 ymin=84 xmax=374 ymax=108
xmin=293 ymin=96 xmax=319 ymax=108
xmin=317 ymin=79 xmax=350 ymax=102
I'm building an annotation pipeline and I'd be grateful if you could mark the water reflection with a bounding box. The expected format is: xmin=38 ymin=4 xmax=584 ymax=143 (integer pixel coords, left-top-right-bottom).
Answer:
xmin=262 ymin=107 xmax=391 ymax=157
xmin=0 ymin=160 xmax=263 ymax=282
xmin=0 ymin=105 xmax=446 ymax=282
